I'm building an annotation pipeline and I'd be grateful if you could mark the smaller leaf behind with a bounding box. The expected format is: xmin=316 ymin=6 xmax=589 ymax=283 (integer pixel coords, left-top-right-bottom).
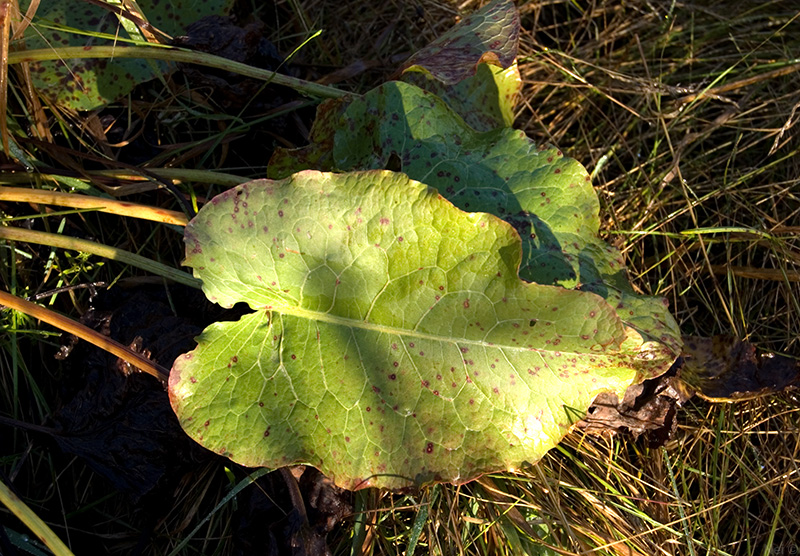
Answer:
xmin=267 ymin=95 xmax=347 ymax=179
xmin=399 ymin=0 xmax=522 ymax=131
xmin=402 ymin=63 xmax=521 ymax=131
xmin=399 ymin=0 xmax=520 ymax=85
xmin=269 ymin=0 xmax=522 ymax=175
xmin=171 ymin=170 xmax=676 ymax=490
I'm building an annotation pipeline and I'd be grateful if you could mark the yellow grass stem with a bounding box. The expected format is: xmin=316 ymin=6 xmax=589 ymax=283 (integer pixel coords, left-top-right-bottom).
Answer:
xmin=0 ymin=227 xmax=201 ymax=288
xmin=0 ymin=478 xmax=76 ymax=556
xmin=0 ymin=186 xmax=189 ymax=226
xmin=0 ymin=289 xmax=169 ymax=382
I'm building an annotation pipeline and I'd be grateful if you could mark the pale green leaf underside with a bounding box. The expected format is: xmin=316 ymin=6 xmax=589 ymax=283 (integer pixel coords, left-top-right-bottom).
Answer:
xmin=170 ymin=170 xmax=675 ymax=490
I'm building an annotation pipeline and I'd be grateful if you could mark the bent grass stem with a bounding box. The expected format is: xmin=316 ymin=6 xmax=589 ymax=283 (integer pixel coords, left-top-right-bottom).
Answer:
xmin=0 ymin=289 xmax=169 ymax=382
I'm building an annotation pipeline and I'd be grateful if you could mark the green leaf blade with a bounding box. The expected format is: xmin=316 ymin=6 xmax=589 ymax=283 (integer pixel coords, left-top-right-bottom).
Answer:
xmin=399 ymin=0 xmax=522 ymax=130
xmin=171 ymin=170 xmax=675 ymax=490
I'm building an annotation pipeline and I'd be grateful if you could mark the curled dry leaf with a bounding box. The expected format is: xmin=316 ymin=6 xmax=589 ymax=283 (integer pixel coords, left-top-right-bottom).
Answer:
xmin=680 ymin=335 xmax=799 ymax=401
xmin=580 ymin=335 xmax=799 ymax=445
xmin=578 ymin=361 xmax=693 ymax=446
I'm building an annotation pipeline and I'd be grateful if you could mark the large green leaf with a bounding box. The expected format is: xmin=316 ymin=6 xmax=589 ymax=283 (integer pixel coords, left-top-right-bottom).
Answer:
xmin=20 ymin=0 xmax=232 ymax=110
xmin=170 ymin=170 xmax=676 ymax=490
xmin=402 ymin=62 xmax=521 ymax=131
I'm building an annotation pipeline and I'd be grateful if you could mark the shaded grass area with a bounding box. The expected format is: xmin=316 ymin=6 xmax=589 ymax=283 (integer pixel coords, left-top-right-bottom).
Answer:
xmin=1 ymin=0 xmax=799 ymax=554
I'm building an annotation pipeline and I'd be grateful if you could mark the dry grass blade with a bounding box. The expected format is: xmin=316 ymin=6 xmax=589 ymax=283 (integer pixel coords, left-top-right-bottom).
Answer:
xmin=0 ymin=226 xmax=200 ymax=287
xmin=709 ymin=265 xmax=800 ymax=283
xmin=0 ymin=0 xmax=12 ymax=156
xmin=0 ymin=185 xmax=189 ymax=225
xmin=0 ymin=289 xmax=169 ymax=382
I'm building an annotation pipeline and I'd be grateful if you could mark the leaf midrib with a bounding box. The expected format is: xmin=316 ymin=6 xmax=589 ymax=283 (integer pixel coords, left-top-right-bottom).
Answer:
xmin=267 ymin=302 xmax=610 ymax=357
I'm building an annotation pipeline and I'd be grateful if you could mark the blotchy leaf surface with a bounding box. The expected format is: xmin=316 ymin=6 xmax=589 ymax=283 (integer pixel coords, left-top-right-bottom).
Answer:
xmin=332 ymin=81 xmax=682 ymax=355
xmin=170 ymin=170 xmax=676 ymax=490
xmin=20 ymin=0 xmax=232 ymax=110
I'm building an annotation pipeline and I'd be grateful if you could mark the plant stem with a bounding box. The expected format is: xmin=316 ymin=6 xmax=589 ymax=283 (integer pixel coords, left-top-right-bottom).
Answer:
xmin=0 ymin=289 xmax=169 ymax=383
xmin=8 ymin=45 xmax=350 ymax=100
xmin=91 ymin=168 xmax=249 ymax=187
xmin=0 ymin=227 xmax=201 ymax=288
